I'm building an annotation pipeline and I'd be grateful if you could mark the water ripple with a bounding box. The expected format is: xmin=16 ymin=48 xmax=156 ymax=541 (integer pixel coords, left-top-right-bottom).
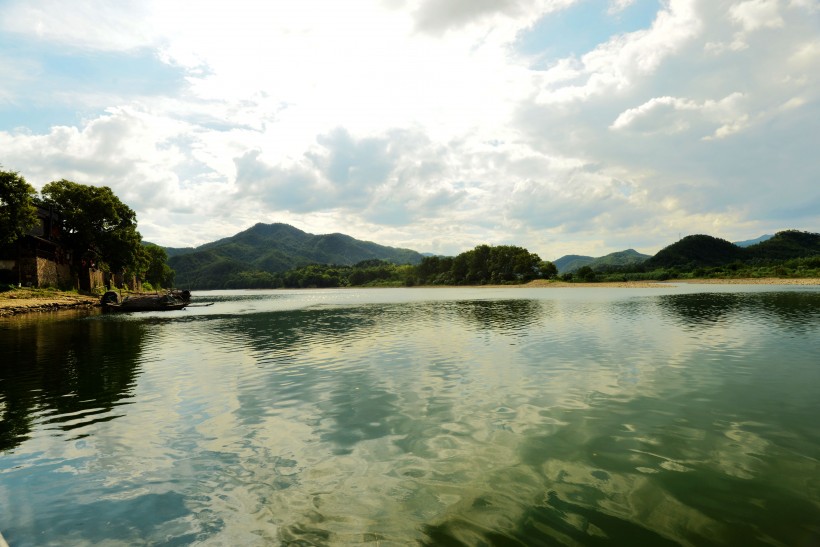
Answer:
xmin=2 ymin=287 xmax=819 ymax=545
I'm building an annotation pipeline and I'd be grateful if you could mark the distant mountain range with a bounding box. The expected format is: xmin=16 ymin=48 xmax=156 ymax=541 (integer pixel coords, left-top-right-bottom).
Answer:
xmin=159 ymin=226 xmax=818 ymax=289
xmin=552 ymin=234 xmax=795 ymax=274
xmin=553 ymin=249 xmax=651 ymax=274
xmin=166 ymin=223 xmax=424 ymax=289
xmin=733 ymin=234 xmax=774 ymax=247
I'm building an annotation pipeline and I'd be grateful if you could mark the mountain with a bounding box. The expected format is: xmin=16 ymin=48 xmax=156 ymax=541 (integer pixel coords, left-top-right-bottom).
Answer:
xmin=588 ymin=249 xmax=651 ymax=270
xmin=734 ymin=234 xmax=773 ymax=247
xmin=745 ymin=230 xmax=820 ymax=260
xmin=641 ymin=231 xmax=820 ymax=271
xmin=553 ymin=254 xmax=594 ymax=274
xmin=164 ymin=246 xmax=197 ymax=258
xmin=643 ymin=234 xmax=747 ymax=269
xmin=168 ymin=222 xmax=424 ymax=289
xmin=552 ymin=249 xmax=649 ymax=274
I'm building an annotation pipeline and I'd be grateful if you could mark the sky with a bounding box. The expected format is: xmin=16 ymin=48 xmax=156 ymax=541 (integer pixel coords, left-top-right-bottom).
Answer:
xmin=1 ymin=0 xmax=818 ymax=259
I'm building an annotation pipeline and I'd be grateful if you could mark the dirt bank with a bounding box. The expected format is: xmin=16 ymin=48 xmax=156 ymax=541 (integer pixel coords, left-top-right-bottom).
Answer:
xmin=0 ymin=290 xmax=99 ymax=317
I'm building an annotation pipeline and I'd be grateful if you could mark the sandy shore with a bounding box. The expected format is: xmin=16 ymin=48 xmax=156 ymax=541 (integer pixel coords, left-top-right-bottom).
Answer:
xmin=661 ymin=277 xmax=820 ymax=285
xmin=524 ymin=278 xmax=820 ymax=288
xmin=523 ymin=280 xmax=667 ymax=288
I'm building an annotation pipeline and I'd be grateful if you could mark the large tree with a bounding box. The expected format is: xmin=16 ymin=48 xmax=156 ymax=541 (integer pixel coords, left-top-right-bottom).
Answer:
xmin=0 ymin=170 xmax=39 ymax=245
xmin=141 ymin=244 xmax=175 ymax=288
xmin=40 ymin=179 xmax=143 ymax=274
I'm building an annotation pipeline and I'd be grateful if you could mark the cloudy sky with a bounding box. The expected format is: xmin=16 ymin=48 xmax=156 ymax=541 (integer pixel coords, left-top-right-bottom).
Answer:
xmin=1 ymin=0 xmax=818 ymax=259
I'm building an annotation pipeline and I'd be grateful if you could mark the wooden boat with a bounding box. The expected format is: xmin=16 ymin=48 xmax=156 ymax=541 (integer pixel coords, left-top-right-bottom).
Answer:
xmin=101 ymin=290 xmax=191 ymax=312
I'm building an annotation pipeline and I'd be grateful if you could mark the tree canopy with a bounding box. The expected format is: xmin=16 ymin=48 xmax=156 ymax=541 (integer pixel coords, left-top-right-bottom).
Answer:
xmin=141 ymin=244 xmax=175 ymax=288
xmin=0 ymin=170 xmax=39 ymax=246
xmin=418 ymin=244 xmax=552 ymax=285
xmin=40 ymin=179 xmax=143 ymax=273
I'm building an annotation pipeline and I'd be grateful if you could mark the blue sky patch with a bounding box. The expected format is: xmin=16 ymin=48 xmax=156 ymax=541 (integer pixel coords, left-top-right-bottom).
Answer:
xmin=0 ymin=35 xmax=185 ymax=132
xmin=515 ymin=0 xmax=660 ymax=63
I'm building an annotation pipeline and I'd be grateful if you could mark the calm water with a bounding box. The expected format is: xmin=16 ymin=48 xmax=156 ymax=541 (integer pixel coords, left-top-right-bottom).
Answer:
xmin=1 ymin=286 xmax=819 ymax=546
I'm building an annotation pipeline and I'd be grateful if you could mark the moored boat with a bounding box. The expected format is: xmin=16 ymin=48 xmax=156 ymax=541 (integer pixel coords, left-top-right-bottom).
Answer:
xmin=101 ymin=289 xmax=191 ymax=312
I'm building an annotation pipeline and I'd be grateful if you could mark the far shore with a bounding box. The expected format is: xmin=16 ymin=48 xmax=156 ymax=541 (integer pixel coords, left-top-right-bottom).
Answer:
xmin=1 ymin=277 xmax=818 ymax=316
xmin=657 ymin=277 xmax=820 ymax=285
xmin=524 ymin=277 xmax=820 ymax=288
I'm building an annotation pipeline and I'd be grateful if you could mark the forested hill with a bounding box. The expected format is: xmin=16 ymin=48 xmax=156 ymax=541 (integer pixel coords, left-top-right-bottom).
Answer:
xmin=553 ymin=249 xmax=650 ymax=274
xmin=167 ymin=222 xmax=424 ymax=289
xmin=643 ymin=234 xmax=746 ymax=269
xmin=746 ymin=230 xmax=820 ymax=260
xmin=643 ymin=230 xmax=820 ymax=269
xmin=553 ymin=254 xmax=593 ymax=274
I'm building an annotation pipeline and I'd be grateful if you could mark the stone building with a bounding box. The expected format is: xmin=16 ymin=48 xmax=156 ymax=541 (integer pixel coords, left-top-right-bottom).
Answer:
xmin=0 ymin=205 xmax=104 ymax=290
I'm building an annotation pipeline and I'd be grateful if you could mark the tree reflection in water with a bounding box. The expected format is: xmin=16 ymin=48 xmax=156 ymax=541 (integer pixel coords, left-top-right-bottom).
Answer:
xmin=0 ymin=312 xmax=146 ymax=452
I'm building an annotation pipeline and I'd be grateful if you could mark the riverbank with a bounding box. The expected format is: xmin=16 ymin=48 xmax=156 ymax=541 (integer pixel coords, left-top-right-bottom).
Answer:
xmin=0 ymin=288 xmax=99 ymax=317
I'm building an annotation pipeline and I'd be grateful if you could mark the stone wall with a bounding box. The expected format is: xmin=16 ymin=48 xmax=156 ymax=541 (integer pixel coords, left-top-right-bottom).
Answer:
xmin=90 ymin=268 xmax=105 ymax=291
xmin=36 ymin=257 xmax=72 ymax=289
xmin=112 ymin=272 xmax=140 ymax=291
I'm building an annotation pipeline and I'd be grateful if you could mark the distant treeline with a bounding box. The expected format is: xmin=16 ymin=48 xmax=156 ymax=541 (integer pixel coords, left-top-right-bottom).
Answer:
xmin=216 ymin=245 xmax=558 ymax=289
xmin=568 ymin=255 xmax=820 ymax=283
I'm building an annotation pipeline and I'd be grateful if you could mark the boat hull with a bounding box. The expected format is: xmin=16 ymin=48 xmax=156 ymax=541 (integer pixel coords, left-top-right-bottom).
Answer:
xmin=102 ymin=302 xmax=188 ymax=312
xmin=100 ymin=291 xmax=191 ymax=312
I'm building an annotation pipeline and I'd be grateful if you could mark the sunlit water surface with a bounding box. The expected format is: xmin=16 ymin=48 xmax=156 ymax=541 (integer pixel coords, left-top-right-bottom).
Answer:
xmin=1 ymin=286 xmax=819 ymax=546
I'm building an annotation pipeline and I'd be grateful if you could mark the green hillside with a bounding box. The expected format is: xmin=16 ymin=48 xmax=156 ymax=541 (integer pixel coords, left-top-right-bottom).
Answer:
xmin=168 ymin=223 xmax=424 ymax=289
xmin=745 ymin=230 xmax=820 ymax=261
xmin=553 ymin=254 xmax=594 ymax=274
xmin=643 ymin=234 xmax=746 ymax=269
xmin=636 ymin=230 xmax=819 ymax=273
xmin=553 ymin=249 xmax=649 ymax=274
xmin=589 ymin=249 xmax=650 ymax=270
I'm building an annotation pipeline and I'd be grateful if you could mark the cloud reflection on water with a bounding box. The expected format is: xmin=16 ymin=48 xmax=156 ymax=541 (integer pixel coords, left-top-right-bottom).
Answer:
xmin=1 ymin=287 xmax=819 ymax=545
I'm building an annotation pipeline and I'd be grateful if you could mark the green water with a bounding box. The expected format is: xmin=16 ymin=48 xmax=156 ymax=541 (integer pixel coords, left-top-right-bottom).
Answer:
xmin=1 ymin=286 xmax=819 ymax=546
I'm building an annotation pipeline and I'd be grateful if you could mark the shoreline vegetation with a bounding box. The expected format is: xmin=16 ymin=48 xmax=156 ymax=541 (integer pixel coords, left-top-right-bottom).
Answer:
xmin=2 ymin=278 xmax=818 ymax=316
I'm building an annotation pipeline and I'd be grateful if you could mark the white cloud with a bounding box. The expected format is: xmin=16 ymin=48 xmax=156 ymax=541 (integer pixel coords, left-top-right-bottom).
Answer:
xmin=0 ymin=0 xmax=158 ymax=52
xmin=410 ymin=0 xmax=577 ymax=35
xmin=0 ymin=0 xmax=818 ymax=255
xmin=535 ymin=0 xmax=702 ymax=104
xmin=729 ymin=0 xmax=785 ymax=31
xmin=608 ymin=0 xmax=637 ymax=15
xmin=721 ymin=0 xmax=787 ymax=50
xmin=0 ymin=106 xmax=226 ymax=218
xmin=610 ymin=92 xmax=750 ymax=140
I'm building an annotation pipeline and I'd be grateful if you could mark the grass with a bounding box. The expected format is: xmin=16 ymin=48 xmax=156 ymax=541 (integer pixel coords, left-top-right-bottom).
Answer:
xmin=0 ymin=285 xmax=87 ymax=300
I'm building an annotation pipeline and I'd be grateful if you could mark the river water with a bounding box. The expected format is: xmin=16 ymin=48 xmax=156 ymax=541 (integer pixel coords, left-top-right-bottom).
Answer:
xmin=1 ymin=285 xmax=819 ymax=546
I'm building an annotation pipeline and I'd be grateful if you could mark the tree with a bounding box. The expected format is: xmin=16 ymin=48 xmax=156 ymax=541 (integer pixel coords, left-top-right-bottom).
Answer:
xmin=0 ymin=170 xmax=39 ymax=245
xmin=40 ymin=179 xmax=143 ymax=274
xmin=576 ymin=265 xmax=596 ymax=282
xmin=538 ymin=260 xmax=558 ymax=279
xmin=141 ymin=244 xmax=175 ymax=288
